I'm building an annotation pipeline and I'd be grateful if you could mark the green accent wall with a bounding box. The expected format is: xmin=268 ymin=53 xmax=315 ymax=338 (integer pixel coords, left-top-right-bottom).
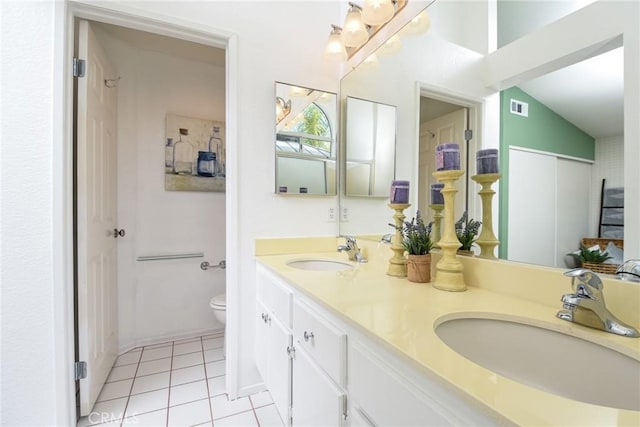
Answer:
xmin=498 ymin=87 xmax=595 ymax=259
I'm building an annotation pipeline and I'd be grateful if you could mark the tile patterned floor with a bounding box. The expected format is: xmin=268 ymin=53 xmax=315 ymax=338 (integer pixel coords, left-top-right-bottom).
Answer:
xmin=78 ymin=333 xmax=284 ymax=427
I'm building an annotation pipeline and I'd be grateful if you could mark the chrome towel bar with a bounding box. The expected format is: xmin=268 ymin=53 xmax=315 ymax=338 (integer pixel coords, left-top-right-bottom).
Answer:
xmin=136 ymin=252 xmax=204 ymax=262
xmin=201 ymin=260 xmax=226 ymax=270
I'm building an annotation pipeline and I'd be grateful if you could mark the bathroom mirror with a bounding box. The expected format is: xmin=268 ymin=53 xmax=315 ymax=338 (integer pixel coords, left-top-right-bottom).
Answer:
xmin=338 ymin=1 xmax=485 ymax=237
xmin=275 ymin=82 xmax=337 ymax=196
xmin=338 ymin=1 xmax=633 ymax=266
xmin=345 ymin=96 xmax=397 ymax=197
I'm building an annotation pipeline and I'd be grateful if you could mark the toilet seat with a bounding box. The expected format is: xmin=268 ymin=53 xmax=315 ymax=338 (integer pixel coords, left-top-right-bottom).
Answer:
xmin=210 ymin=293 xmax=226 ymax=309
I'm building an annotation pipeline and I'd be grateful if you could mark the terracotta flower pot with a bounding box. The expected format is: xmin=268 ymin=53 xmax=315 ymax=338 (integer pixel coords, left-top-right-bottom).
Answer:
xmin=407 ymin=254 xmax=431 ymax=283
xmin=457 ymin=249 xmax=474 ymax=257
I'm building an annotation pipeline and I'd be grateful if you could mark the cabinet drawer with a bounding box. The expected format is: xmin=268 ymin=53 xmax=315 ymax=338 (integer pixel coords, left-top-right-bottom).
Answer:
xmin=293 ymin=298 xmax=346 ymax=387
xmin=256 ymin=263 xmax=293 ymax=327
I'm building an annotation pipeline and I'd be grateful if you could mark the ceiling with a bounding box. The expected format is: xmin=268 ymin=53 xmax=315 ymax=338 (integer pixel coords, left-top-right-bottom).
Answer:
xmin=420 ymin=1 xmax=624 ymax=140
xmin=518 ymin=47 xmax=623 ymax=140
xmin=93 ymin=22 xmax=225 ymax=67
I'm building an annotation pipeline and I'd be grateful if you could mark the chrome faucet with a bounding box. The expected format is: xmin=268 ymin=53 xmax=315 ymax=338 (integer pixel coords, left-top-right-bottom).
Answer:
xmin=337 ymin=236 xmax=367 ymax=263
xmin=616 ymin=259 xmax=640 ymax=283
xmin=557 ymin=268 xmax=639 ymax=338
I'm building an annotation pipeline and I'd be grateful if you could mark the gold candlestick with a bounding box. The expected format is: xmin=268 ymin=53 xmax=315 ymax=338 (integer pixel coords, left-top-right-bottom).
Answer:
xmin=471 ymin=173 xmax=501 ymax=259
xmin=387 ymin=203 xmax=410 ymax=277
xmin=429 ymin=204 xmax=444 ymax=248
xmin=432 ymin=170 xmax=466 ymax=292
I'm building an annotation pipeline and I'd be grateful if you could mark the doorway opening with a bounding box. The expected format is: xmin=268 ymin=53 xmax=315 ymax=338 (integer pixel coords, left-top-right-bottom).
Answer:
xmin=418 ymin=88 xmax=483 ymax=239
xmin=69 ymin=7 xmax=231 ymax=420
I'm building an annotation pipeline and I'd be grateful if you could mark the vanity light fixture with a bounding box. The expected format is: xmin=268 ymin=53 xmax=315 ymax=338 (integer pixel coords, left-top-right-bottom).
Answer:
xmin=362 ymin=0 xmax=395 ymax=26
xmin=402 ymin=10 xmax=431 ymax=35
xmin=288 ymin=86 xmax=313 ymax=97
xmin=341 ymin=3 xmax=369 ymax=48
xmin=324 ymin=25 xmax=349 ymax=62
xmin=275 ymin=96 xmax=291 ymax=124
xmin=378 ymin=33 xmax=402 ymax=56
xmin=324 ymin=0 xmax=407 ymax=62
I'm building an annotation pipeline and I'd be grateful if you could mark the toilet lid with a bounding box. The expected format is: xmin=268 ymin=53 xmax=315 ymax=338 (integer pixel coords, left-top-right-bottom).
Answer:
xmin=210 ymin=293 xmax=226 ymax=308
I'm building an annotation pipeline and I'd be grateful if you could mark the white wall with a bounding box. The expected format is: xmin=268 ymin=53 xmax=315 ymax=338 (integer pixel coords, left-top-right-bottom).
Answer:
xmin=340 ymin=0 xmax=499 ymax=236
xmin=590 ymin=135 xmax=624 ymax=235
xmin=94 ymin=26 xmax=227 ymax=351
xmin=1 ymin=1 xmax=61 ymax=424
xmin=485 ymin=0 xmax=640 ymax=258
xmin=1 ymin=1 xmax=342 ymax=424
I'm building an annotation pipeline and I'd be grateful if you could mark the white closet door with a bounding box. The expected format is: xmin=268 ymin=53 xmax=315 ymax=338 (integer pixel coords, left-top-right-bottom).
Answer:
xmin=508 ymin=149 xmax=556 ymax=266
xmin=557 ymin=158 xmax=592 ymax=267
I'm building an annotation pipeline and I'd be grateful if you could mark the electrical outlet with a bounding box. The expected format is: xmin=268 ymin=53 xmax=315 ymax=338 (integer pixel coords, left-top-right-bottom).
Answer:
xmin=341 ymin=207 xmax=349 ymax=222
xmin=328 ymin=207 xmax=336 ymax=222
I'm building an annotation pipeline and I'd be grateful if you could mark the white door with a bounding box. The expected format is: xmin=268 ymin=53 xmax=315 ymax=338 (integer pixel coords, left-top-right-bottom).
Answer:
xmin=267 ymin=315 xmax=292 ymax=426
xmin=508 ymin=149 xmax=556 ymax=266
xmin=420 ymin=108 xmax=467 ymax=221
xmin=77 ymin=19 xmax=119 ymax=416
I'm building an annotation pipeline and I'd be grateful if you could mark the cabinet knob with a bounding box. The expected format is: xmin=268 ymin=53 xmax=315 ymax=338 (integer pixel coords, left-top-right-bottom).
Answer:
xmin=303 ymin=331 xmax=315 ymax=341
xmin=113 ymin=228 xmax=126 ymax=238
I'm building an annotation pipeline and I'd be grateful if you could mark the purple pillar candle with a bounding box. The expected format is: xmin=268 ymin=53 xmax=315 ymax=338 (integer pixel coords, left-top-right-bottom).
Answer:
xmin=430 ymin=183 xmax=444 ymax=205
xmin=390 ymin=180 xmax=410 ymax=204
xmin=476 ymin=148 xmax=499 ymax=174
xmin=435 ymin=143 xmax=461 ymax=170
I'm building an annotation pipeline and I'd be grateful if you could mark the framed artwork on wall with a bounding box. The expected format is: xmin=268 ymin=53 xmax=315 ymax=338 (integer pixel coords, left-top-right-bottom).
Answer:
xmin=165 ymin=113 xmax=226 ymax=192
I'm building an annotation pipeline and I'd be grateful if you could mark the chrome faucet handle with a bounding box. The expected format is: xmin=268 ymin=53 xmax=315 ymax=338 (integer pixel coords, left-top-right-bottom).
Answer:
xmin=616 ymin=259 xmax=640 ymax=282
xmin=563 ymin=268 xmax=603 ymax=299
xmin=341 ymin=235 xmax=356 ymax=247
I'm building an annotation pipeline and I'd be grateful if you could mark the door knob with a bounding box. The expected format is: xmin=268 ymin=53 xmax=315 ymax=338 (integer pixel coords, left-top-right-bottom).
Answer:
xmin=113 ymin=228 xmax=126 ymax=238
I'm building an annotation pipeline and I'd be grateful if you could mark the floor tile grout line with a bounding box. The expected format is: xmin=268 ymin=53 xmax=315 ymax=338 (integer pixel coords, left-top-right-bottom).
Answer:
xmin=115 ymin=348 xmax=143 ymax=427
xmin=165 ymin=341 xmax=175 ymax=427
xmin=201 ymin=336 xmax=216 ymax=424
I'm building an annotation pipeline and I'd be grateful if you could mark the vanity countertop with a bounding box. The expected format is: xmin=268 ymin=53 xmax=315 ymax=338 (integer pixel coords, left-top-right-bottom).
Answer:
xmin=255 ymin=238 xmax=640 ymax=426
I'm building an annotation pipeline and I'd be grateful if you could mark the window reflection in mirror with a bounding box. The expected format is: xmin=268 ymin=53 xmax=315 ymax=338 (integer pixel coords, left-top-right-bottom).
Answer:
xmin=345 ymin=97 xmax=397 ymax=197
xmin=275 ymin=82 xmax=337 ymax=195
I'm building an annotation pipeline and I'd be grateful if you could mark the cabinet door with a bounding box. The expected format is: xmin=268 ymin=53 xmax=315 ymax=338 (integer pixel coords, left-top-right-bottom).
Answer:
xmin=268 ymin=315 xmax=292 ymax=425
xmin=255 ymin=299 xmax=270 ymax=382
xmin=292 ymin=346 xmax=345 ymax=426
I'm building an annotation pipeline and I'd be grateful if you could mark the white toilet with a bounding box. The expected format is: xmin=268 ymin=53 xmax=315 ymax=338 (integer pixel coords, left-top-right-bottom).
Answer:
xmin=209 ymin=293 xmax=226 ymax=326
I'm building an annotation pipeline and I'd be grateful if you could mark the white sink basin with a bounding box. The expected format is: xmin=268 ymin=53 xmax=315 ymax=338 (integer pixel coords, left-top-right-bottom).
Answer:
xmin=435 ymin=316 xmax=640 ymax=410
xmin=286 ymin=258 xmax=354 ymax=271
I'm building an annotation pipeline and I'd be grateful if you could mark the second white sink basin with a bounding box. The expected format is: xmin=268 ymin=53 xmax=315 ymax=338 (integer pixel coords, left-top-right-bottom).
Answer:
xmin=286 ymin=258 xmax=354 ymax=271
xmin=435 ymin=316 xmax=640 ymax=411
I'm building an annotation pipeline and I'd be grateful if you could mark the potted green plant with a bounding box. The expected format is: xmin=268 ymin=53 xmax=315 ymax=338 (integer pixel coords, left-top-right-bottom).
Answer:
xmin=455 ymin=211 xmax=481 ymax=255
xmin=392 ymin=211 xmax=434 ymax=283
xmin=577 ymin=244 xmax=613 ymax=273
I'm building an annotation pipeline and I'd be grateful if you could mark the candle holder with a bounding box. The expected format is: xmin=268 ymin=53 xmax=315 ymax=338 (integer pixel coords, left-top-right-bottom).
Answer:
xmin=387 ymin=203 xmax=410 ymax=277
xmin=429 ymin=204 xmax=444 ymax=248
xmin=471 ymin=173 xmax=501 ymax=259
xmin=432 ymin=170 xmax=466 ymax=292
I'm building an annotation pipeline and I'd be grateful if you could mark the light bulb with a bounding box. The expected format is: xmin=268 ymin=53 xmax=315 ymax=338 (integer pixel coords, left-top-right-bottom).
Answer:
xmin=402 ymin=11 xmax=431 ymax=36
xmin=340 ymin=6 xmax=369 ymax=48
xmin=378 ymin=34 xmax=402 ymax=56
xmin=361 ymin=53 xmax=379 ymax=70
xmin=324 ymin=26 xmax=348 ymax=62
xmin=362 ymin=0 xmax=395 ymax=26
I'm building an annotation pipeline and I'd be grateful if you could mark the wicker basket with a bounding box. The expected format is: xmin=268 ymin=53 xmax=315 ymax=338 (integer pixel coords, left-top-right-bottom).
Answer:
xmin=581 ymin=238 xmax=623 ymax=251
xmin=580 ymin=238 xmax=623 ymax=274
xmin=582 ymin=261 xmax=619 ymax=275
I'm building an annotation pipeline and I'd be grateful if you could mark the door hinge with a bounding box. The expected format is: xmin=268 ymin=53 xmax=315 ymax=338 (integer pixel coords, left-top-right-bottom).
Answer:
xmin=75 ymin=361 xmax=87 ymax=380
xmin=342 ymin=395 xmax=348 ymax=421
xmin=286 ymin=345 xmax=296 ymax=359
xmin=73 ymin=58 xmax=86 ymax=78
xmin=464 ymin=129 xmax=473 ymax=141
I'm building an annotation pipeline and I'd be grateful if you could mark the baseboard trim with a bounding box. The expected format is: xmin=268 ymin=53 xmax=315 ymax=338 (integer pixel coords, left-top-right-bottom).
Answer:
xmin=238 ymin=382 xmax=267 ymax=399
xmin=118 ymin=327 xmax=224 ymax=355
